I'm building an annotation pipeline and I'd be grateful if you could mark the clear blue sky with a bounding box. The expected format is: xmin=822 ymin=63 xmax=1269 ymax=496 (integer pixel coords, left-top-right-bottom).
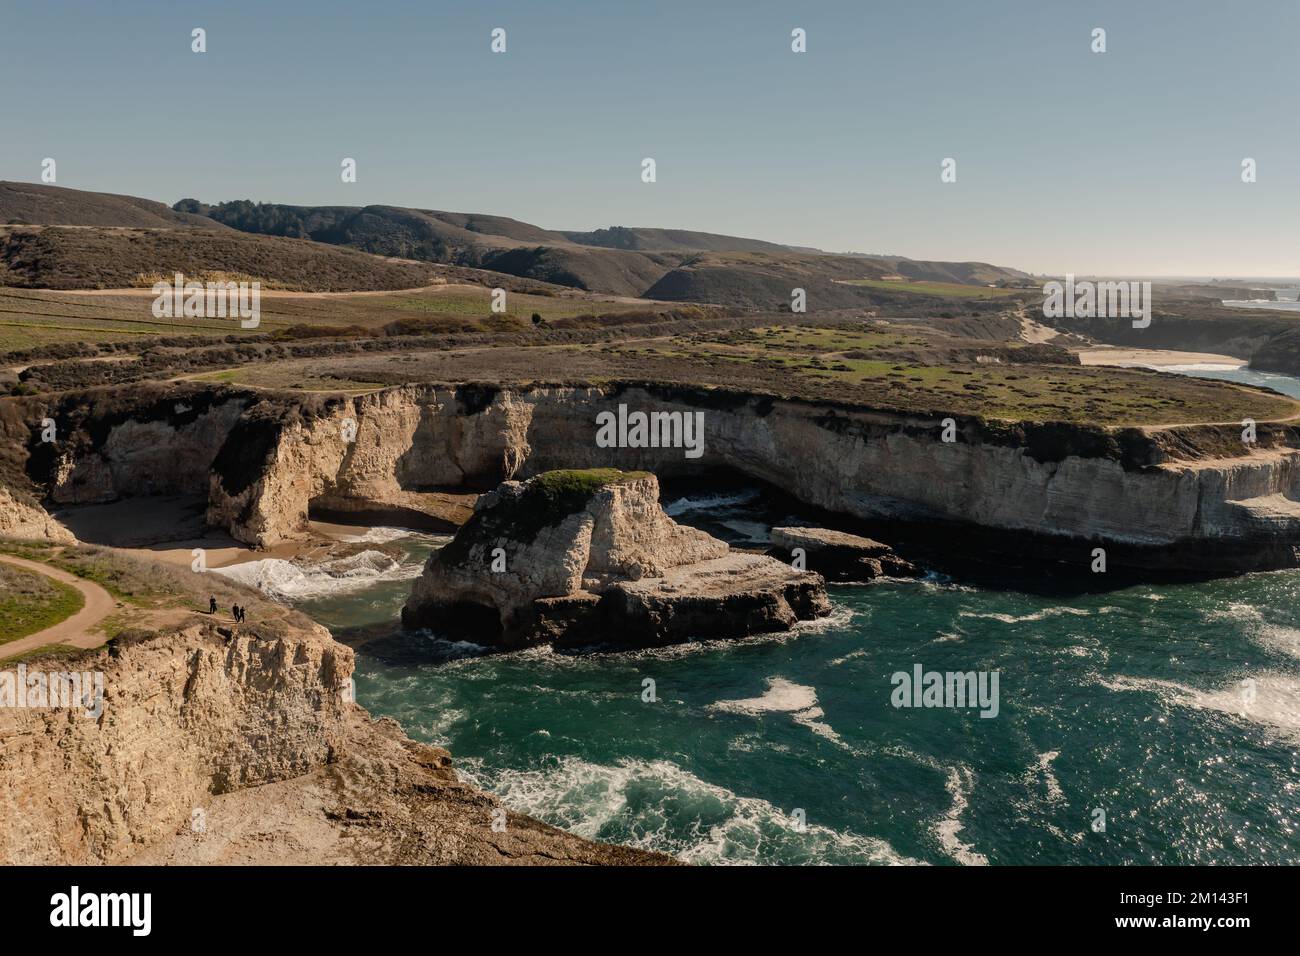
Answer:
xmin=2 ymin=0 xmax=1296 ymax=275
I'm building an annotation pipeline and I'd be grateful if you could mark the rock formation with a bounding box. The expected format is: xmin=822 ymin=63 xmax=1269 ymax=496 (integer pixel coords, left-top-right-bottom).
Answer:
xmin=13 ymin=380 xmax=1300 ymax=572
xmin=402 ymin=469 xmax=830 ymax=648
xmin=769 ymin=526 xmax=921 ymax=582
xmin=0 ymin=556 xmax=669 ymax=866
xmin=0 ymin=486 xmax=75 ymax=543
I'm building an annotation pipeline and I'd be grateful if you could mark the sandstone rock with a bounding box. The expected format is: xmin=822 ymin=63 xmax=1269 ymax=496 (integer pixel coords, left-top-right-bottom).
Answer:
xmin=403 ymin=470 xmax=829 ymax=648
xmin=0 ymin=583 xmax=670 ymax=866
xmin=0 ymin=486 xmax=76 ymax=543
xmin=769 ymin=526 xmax=921 ymax=582
xmin=23 ymin=381 xmax=1300 ymax=571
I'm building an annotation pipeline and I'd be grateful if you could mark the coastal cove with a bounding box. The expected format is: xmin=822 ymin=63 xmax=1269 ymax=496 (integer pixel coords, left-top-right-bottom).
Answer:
xmin=5 ymin=358 xmax=1299 ymax=866
xmin=219 ymin=465 xmax=1300 ymax=866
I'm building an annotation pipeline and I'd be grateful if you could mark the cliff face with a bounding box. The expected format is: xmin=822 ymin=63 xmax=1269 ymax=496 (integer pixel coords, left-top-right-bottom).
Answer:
xmin=0 ymin=485 xmax=75 ymax=542
xmin=40 ymin=392 xmax=251 ymax=505
xmin=402 ymin=471 xmax=827 ymax=647
xmin=0 ymin=615 xmax=668 ymax=866
xmin=14 ymin=381 xmax=1300 ymax=571
xmin=1 ymin=620 xmax=350 ymax=863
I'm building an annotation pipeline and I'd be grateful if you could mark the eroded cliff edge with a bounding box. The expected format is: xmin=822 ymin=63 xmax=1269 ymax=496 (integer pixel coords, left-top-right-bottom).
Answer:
xmin=8 ymin=380 xmax=1300 ymax=573
xmin=0 ymin=556 xmax=669 ymax=865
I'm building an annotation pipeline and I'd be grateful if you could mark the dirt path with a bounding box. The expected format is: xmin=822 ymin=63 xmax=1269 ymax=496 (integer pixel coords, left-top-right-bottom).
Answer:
xmin=0 ymin=555 xmax=118 ymax=660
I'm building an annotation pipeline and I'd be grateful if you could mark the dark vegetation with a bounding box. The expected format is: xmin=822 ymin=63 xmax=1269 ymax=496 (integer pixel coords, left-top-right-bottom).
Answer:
xmin=174 ymin=196 xmax=1027 ymax=301
xmin=0 ymin=226 xmax=441 ymax=291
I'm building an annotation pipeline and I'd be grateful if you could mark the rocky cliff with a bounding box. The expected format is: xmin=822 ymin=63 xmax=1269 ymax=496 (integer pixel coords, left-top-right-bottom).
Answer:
xmin=402 ymin=470 xmax=829 ymax=647
xmin=0 ymin=485 xmax=75 ymax=543
xmin=0 ymin=582 xmax=667 ymax=865
xmin=12 ymin=380 xmax=1300 ymax=572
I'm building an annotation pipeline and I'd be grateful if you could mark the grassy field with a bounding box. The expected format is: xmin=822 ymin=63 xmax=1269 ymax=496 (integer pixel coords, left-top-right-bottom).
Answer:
xmin=0 ymin=562 xmax=83 ymax=644
xmin=199 ymin=319 xmax=1300 ymax=426
xmin=840 ymin=279 xmax=1023 ymax=299
xmin=188 ymin=367 xmax=389 ymax=391
xmin=633 ymin=325 xmax=1299 ymax=423
xmin=0 ymin=541 xmax=170 ymax=606
xmin=0 ymin=284 xmax=671 ymax=353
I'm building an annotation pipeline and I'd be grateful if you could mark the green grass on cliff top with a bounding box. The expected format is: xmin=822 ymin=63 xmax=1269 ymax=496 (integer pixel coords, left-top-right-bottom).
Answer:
xmin=604 ymin=326 xmax=1300 ymax=426
xmin=439 ymin=469 xmax=651 ymax=564
xmin=0 ymin=562 xmax=83 ymax=645
xmin=534 ymin=468 xmax=651 ymax=496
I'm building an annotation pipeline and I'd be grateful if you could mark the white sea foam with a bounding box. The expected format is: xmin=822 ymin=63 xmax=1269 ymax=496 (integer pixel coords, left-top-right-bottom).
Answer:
xmin=959 ymin=606 xmax=1091 ymax=625
xmin=334 ymin=526 xmax=448 ymax=545
xmin=934 ymin=765 xmax=988 ymax=866
xmin=1207 ymin=602 xmax=1300 ymax=661
xmin=708 ymin=677 xmax=847 ymax=747
xmin=457 ymin=754 xmax=918 ymax=865
xmin=663 ymin=489 xmax=760 ymax=517
xmin=1036 ymin=751 xmax=1065 ymax=804
xmin=789 ymin=602 xmax=856 ymax=635
xmin=212 ymin=549 xmax=423 ymax=602
xmin=828 ymin=649 xmax=868 ymax=666
xmin=1101 ymin=672 xmax=1300 ymax=741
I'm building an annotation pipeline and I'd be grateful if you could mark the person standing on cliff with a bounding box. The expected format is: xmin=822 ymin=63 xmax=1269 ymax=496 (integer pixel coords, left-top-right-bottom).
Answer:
xmin=209 ymin=596 xmax=217 ymax=614
xmin=232 ymin=603 xmax=240 ymax=624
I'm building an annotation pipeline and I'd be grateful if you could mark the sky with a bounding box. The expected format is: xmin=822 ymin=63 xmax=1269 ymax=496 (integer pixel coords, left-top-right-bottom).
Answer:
xmin=1 ymin=0 xmax=1297 ymax=276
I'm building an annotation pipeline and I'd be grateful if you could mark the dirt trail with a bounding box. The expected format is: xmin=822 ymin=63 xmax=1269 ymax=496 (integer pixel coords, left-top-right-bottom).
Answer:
xmin=0 ymin=555 xmax=117 ymax=660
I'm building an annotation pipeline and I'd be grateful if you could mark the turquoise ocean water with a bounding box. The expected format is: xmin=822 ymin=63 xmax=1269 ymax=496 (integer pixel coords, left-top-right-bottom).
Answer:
xmin=235 ymin=367 xmax=1300 ymax=865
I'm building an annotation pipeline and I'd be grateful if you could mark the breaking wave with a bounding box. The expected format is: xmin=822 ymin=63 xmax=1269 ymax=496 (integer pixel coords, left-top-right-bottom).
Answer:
xmin=213 ymin=549 xmax=424 ymax=602
xmin=663 ymin=489 xmax=761 ymax=517
xmin=456 ymin=754 xmax=917 ymax=865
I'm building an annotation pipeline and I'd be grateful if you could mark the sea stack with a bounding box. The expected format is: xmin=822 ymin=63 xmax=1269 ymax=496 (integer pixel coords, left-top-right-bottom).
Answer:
xmin=402 ymin=469 xmax=830 ymax=648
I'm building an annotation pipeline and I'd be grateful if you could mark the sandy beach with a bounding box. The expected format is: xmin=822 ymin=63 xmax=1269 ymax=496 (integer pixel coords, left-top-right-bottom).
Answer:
xmin=51 ymin=495 xmax=420 ymax=570
xmin=1075 ymin=347 xmax=1247 ymax=368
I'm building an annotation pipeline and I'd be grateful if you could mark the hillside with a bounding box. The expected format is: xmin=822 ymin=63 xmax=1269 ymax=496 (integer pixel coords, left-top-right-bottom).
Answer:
xmin=0 ymin=226 xmax=441 ymax=291
xmin=0 ymin=183 xmax=1031 ymax=306
xmin=0 ymin=181 xmax=224 ymax=230
xmin=181 ymin=197 xmax=1029 ymax=301
xmin=559 ymin=225 xmax=791 ymax=253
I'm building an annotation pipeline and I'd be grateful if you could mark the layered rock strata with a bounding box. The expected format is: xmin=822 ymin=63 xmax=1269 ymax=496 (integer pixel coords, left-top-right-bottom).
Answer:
xmin=0 ymin=602 xmax=668 ymax=865
xmin=13 ymin=381 xmax=1300 ymax=572
xmin=402 ymin=470 xmax=830 ymax=648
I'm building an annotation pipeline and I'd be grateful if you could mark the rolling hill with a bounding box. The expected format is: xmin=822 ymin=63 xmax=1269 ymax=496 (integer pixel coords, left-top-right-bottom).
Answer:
xmin=0 ymin=226 xmax=441 ymax=291
xmin=0 ymin=181 xmax=224 ymax=230
xmin=184 ymin=198 xmax=1029 ymax=301
xmin=0 ymin=183 xmax=1031 ymax=305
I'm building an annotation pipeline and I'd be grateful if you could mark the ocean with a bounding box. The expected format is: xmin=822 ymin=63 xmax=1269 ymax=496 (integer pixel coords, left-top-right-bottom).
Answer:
xmin=219 ymin=368 xmax=1300 ymax=866
xmin=1222 ymin=287 xmax=1300 ymax=313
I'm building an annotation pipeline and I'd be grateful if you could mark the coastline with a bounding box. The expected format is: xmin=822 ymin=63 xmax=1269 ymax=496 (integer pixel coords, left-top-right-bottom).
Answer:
xmin=1075 ymin=347 xmax=1247 ymax=368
